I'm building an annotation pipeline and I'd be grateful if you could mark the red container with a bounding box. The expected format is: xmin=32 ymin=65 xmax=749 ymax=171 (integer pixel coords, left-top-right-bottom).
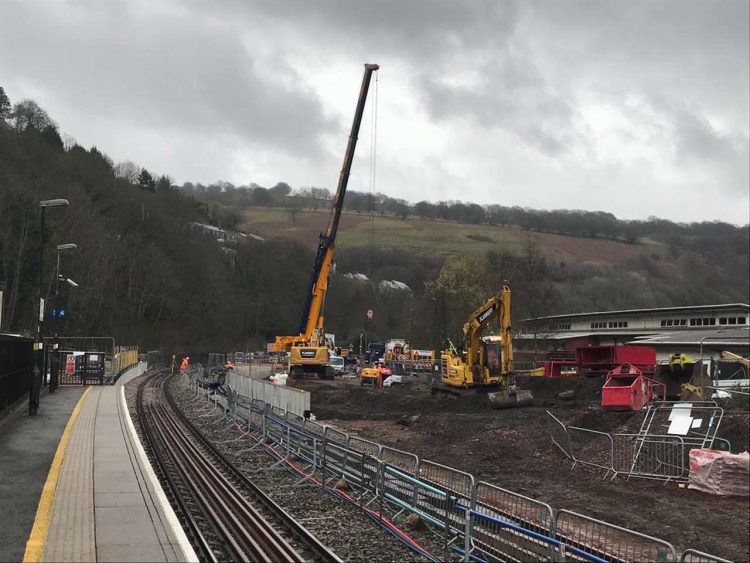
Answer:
xmin=601 ymin=364 xmax=664 ymax=411
xmin=576 ymin=345 xmax=656 ymax=375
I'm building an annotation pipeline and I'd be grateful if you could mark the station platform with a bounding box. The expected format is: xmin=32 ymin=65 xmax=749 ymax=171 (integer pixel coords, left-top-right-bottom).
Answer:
xmin=0 ymin=370 xmax=196 ymax=562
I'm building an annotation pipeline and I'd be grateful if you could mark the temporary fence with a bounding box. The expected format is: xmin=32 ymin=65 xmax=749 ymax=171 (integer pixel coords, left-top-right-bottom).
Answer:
xmin=548 ymin=407 xmax=733 ymax=483
xmin=184 ymin=377 xmax=728 ymax=563
xmin=225 ymin=371 xmax=310 ymax=416
xmin=679 ymin=548 xmax=733 ymax=563
xmin=553 ymin=509 xmax=677 ymax=563
xmin=568 ymin=426 xmax=615 ymax=477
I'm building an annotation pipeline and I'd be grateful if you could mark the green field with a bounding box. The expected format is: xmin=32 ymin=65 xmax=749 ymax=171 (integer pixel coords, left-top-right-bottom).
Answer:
xmin=241 ymin=207 xmax=524 ymax=258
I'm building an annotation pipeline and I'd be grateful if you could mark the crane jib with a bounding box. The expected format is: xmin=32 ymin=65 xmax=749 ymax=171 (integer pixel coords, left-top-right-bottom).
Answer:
xmin=294 ymin=63 xmax=379 ymax=337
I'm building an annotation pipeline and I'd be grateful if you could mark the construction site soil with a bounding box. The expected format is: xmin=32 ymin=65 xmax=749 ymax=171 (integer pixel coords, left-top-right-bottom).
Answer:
xmin=295 ymin=375 xmax=750 ymax=561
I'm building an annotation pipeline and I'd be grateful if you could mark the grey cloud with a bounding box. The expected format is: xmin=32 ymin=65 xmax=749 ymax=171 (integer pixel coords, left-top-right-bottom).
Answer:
xmin=0 ymin=1 xmax=334 ymax=157
xmin=419 ymin=56 xmax=577 ymax=155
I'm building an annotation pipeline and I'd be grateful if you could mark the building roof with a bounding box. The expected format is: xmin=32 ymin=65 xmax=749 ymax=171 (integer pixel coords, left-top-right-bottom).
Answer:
xmin=515 ymin=330 xmax=652 ymax=341
xmin=521 ymin=303 xmax=749 ymax=323
xmin=627 ymin=327 xmax=750 ymax=347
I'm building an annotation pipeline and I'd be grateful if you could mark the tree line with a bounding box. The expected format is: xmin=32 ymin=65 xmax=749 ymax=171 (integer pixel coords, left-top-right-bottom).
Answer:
xmin=1 ymin=89 xmax=747 ymax=357
xmin=175 ymin=178 xmax=748 ymax=251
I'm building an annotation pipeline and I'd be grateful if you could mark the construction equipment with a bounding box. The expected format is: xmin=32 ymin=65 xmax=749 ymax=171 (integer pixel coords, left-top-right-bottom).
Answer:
xmin=439 ymin=284 xmax=533 ymax=407
xmin=269 ymin=63 xmax=380 ymax=379
xmin=601 ymin=363 xmax=665 ymax=411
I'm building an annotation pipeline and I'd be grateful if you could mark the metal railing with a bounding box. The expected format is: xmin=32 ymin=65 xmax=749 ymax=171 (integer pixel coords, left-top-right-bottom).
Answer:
xmin=553 ymin=509 xmax=678 ymax=562
xmin=186 ymin=377 xmax=730 ymax=563
xmin=548 ymin=412 xmax=733 ymax=484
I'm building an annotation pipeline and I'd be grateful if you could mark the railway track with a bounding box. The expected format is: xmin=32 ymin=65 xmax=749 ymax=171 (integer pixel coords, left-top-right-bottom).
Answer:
xmin=135 ymin=370 xmax=341 ymax=563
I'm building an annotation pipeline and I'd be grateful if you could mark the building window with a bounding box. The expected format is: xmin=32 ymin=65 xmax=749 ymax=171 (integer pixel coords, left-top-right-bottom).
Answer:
xmin=728 ymin=317 xmax=737 ymax=325
xmin=661 ymin=320 xmax=667 ymax=327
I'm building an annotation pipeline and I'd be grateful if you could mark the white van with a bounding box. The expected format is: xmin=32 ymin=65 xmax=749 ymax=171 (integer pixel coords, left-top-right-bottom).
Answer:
xmin=329 ymin=355 xmax=345 ymax=375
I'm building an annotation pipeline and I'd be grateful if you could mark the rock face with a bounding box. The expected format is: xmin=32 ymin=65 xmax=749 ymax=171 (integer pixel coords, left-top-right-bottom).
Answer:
xmin=688 ymin=449 xmax=750 ymax=496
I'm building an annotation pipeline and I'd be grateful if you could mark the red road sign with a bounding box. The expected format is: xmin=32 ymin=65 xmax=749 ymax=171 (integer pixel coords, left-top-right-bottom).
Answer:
xmin=65 ymin=354 xmax=75 ymax=375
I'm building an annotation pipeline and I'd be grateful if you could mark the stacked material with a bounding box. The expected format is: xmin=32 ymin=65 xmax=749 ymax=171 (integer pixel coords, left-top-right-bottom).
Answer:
xmin=688 ymin=449 xmax=750 ymax=496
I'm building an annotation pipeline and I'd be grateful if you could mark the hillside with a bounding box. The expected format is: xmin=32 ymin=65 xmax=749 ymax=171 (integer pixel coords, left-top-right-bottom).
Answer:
xmin=1 ymin=96 xmax=747 ymax=353
xmin=239 ymin=206 xmax=749 ymax=315
xmin=241 ymin=207 xmax=671 ymax=265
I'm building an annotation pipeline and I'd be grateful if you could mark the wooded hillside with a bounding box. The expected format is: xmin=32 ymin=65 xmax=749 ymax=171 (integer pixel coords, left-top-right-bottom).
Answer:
xmin=1 ymin=91 xmax=747 ymax=355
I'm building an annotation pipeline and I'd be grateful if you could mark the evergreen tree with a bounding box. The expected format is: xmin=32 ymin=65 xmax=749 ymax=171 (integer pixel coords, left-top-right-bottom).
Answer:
xmin=0 ymin=86 xmax=10 ymax=121
xmin=138 ymin=168 xmax=156 ymax=192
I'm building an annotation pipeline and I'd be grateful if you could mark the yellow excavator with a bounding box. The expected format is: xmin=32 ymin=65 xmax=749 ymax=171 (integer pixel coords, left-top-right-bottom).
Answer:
xmin=439 ymin=284 xmax=533 ymax=407
xmin=270 ymin=63 xmax=380 ymax=379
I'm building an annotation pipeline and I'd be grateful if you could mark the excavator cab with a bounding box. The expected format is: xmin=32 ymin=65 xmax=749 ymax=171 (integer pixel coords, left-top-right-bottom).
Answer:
xmin=438 ymin=286 xmax=533 ymax=407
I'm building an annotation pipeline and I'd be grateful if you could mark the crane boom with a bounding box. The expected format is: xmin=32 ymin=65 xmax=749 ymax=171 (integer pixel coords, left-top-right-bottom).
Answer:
xmin=297 ymin=63 xmax=379 ymax=337
xmin=272 ymin=63 xmax=379 ymax=359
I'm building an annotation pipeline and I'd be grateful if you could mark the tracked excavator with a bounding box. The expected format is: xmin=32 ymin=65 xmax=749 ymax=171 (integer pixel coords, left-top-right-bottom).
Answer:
xmin=439 ymin=284 xmax=533 ymax=408
xmin=270 ymin=63 xmax=380 ymax=379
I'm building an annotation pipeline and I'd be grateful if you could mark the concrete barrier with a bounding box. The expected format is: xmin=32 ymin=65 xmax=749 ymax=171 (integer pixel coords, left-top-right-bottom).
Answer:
xmin=226 ymin=371 xmax=309 ymax=416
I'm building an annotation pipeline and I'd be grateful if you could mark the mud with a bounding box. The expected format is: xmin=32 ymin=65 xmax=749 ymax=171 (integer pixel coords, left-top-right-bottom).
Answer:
xmin=295 ymin=376 xmax=749 ymax=561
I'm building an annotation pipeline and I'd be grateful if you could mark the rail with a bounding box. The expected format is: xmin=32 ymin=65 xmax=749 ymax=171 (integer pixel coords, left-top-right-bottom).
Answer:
xmin=137 ymin=371 xmax=340 ymax=562
xmin=181 ymin=376 xmax=729 ymax=563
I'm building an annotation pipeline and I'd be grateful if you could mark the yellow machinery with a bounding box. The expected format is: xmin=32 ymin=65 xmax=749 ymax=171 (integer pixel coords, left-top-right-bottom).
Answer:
xmin=360 ymin=366 xmax=381 ymax=387
xmin=270 ymin=63 xmax=380 ymax=379
xmin=440 ymin=284 xmax=532 ymax=406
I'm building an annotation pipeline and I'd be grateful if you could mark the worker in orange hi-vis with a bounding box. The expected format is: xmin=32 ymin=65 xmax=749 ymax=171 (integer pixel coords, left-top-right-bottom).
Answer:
xmin=179 ymin=356 xmax=189 ymax=374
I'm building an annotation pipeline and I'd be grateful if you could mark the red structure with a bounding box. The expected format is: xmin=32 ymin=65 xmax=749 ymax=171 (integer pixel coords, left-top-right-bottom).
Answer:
xmin=601 ymin=364 xmax=665 ymax=411
xmin=576 ymin=345 xmax=656 ymax=376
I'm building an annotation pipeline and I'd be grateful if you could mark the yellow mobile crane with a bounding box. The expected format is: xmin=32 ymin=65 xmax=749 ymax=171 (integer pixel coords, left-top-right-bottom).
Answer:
xmin=440 ymin=284 xmax=533 ymax=407
xmin=270 ymin=63 xmax=380 ymax=379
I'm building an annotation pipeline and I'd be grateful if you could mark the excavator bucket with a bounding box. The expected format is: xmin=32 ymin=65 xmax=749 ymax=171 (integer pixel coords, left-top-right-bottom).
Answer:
xmin=488 ymin=388 xmax=534 ymax=409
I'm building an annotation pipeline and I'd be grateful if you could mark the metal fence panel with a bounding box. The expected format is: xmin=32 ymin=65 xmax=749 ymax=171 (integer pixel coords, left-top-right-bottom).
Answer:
xmin=416 ymin=459 xmax=474 ymax=535
xmin=323 ymin=427 xmax=350 ymax=476
xmin=553 ymin=509 xmax=677 ymax=562
xmin=568 ymin=426 xmax=613 ymax=475
xmin=286 ymin=411 xmax=305 ymax=429
xmin=680 ymin=548 xmax=733 ymax=563
xmin=265 ymin=412 xmax=287 ymax=448
xmin=381 ymin=446 xmax=418 ymax=474
xmin=613 ymin=434 xmax=686 ymax=481
xmin=347 ymin=436 xmax=382 ymax=458
xmin=286 ymin=421 xmax=319 ymax=468
xmin=304 ymin=419 xmax=326 ymax=439
xmin=471 ymin=482 xmax=555 ymax=562
xmin=546 ymin=410 xmax=573 ymax=459
xmin=324 ymin=425 xmax=348 ymax=446
xmin=380 ymin=447 xmax=421 ymax=517
xmin=346 ymin=437 xmax=382 ymax=494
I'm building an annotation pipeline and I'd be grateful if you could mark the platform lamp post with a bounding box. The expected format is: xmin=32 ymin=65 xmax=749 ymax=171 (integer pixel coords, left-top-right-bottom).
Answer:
xmin=49 ymin=243 xmax=77 ymax=393
xmin=30 ymin=198 xmax=69 ymax=416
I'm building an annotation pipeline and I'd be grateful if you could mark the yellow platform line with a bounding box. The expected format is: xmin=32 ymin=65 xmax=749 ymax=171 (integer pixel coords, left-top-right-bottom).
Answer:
xmin=23 ymin=387 xmax=92 ymax=563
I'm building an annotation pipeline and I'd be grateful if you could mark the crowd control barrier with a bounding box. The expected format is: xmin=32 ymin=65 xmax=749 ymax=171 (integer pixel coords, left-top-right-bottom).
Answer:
xmin=184 ymin=377 xmax=731 ymax=563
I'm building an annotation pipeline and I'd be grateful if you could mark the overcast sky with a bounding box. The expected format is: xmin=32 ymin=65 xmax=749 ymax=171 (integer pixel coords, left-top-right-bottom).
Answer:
xmin=1 ymin=1 xmax=748 ymax=225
